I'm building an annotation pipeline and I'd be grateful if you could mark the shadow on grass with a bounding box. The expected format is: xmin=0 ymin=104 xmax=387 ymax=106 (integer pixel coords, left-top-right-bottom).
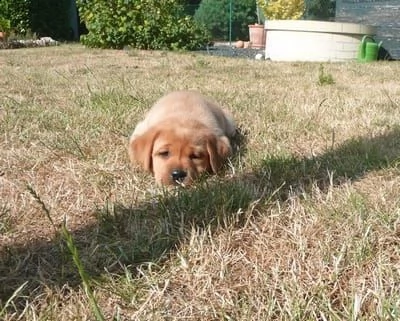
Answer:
xmin=259 ymin=129 xmax=400 ymax=200
xmin=1 ymin=128 xmax=400 ymax=308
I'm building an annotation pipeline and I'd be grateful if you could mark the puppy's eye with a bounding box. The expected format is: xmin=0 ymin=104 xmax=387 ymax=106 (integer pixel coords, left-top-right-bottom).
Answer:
xmin=189 ymin=153 xmax=202 ymax=160
xmin=158 ymin=151 xmax=170 ymax=158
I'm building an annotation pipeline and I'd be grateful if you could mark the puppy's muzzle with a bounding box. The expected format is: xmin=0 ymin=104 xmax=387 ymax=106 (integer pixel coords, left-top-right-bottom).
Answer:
xmin=171 ymin=169 xmax=187 ymax=183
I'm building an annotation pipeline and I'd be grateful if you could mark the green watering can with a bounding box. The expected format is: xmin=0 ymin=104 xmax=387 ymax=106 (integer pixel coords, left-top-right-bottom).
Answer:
xmin=358 ymin=35 xmax=382 ymax=62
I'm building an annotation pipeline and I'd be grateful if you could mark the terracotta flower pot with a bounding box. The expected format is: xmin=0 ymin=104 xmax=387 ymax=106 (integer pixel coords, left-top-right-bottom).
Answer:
xmin=248 ymin=24 xmax=266 ymax=49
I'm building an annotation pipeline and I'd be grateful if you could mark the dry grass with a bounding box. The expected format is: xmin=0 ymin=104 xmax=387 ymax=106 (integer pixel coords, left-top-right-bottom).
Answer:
xmin=0 ymin=44 xmax=399 ymax=320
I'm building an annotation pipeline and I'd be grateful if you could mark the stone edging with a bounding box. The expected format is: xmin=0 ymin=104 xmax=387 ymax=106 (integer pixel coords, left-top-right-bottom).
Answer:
xmin=0 ymin=37 xmax=59 ymax=49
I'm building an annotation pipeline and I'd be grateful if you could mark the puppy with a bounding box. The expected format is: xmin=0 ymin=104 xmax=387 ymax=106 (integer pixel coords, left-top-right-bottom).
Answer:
xmin=128 ymin=90 xmax=236 ymax=186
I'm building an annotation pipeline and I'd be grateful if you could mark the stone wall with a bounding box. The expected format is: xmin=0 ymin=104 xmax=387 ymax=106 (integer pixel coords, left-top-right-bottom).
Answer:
xmin=336 ymin=0 xmax=400 ymax=59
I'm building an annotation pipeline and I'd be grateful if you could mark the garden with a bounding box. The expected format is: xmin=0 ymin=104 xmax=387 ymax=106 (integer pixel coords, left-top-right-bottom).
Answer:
xmin=1 ymin=1 xmax=399 ymax=320
xmin=0 ymin=0 xmax=335 ymax=51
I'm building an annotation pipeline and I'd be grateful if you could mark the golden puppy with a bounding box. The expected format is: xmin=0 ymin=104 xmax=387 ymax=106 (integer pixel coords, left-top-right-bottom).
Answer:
xmin=128 ymin=90 xmax=236 ymax=186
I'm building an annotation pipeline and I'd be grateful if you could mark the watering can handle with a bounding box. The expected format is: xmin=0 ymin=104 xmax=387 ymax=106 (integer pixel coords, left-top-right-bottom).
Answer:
xmin=361 ymin=35 xmax=375 ymax=44
xmin=358 ymin=35 xmax=376 ymax=61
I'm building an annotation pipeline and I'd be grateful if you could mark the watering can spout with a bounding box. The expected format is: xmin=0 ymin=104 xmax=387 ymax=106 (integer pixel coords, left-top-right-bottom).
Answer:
xmin=358 ymin=35 xmax=381 ymax=62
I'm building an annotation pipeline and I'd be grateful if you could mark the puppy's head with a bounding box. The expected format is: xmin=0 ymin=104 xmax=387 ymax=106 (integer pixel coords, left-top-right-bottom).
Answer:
xmin=128 ymin=122 xmax=231 ymax=186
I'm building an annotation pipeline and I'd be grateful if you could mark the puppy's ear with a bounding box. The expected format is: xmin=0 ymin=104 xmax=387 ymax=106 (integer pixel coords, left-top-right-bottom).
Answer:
xmin=207 ymin=135 xmax=232 ymax=173
xmin=128 ymin=129 xmax=157 ymax=172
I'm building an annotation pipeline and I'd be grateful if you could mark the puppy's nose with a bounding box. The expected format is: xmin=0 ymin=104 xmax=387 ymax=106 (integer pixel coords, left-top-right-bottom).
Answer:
xmin=171 ymin=169 xmax=187 ymax=182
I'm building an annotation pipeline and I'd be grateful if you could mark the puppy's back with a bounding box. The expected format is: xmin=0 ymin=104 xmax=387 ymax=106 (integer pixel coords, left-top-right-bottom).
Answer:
xmin=134 ymin=91 xmax=236 ymax=137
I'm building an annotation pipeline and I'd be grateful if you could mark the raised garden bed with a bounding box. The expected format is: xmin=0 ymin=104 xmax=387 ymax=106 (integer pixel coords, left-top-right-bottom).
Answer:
xmin=265 ymin=20 xmax=377 ymax=62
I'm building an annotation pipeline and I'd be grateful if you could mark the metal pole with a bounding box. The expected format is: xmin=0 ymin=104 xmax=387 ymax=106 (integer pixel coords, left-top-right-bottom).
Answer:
xmin=229 ymin=0 xmax=232 ymax=46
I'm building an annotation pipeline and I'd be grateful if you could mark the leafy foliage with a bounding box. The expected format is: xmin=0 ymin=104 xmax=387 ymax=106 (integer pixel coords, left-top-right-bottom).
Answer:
xmin=183 ymin=0 xmax=202 ymax=16
xmin=0 ymin=1 xmax=11 ymax=32
xmin=0 ymin=0 xmax=30 ymax=34
xmin=0 ymin=16 xmax=11 ymax=32
xmin=194 ymin=0 xmax=257 ymax=41
xmin=0 ymin=0 xmax=72 ymax=39
xmin=76 ymin=0 xmax=210 ymax=50
xmin=305 ymin=0 xmax=336 ymax=21
xmin=257 ymin=0 xmax=305 ymax=20
xmin=317 ymin=64 xmax=335 ymax=85
xmin=30 ymin=0 xmax=72 ymax=39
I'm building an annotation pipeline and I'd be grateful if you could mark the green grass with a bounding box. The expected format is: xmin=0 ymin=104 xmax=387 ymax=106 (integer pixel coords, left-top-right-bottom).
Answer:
xmin=0 ymin=44 xmax=399 ymax=320
xmin=318 ymin=64 xmax=335 ymax=85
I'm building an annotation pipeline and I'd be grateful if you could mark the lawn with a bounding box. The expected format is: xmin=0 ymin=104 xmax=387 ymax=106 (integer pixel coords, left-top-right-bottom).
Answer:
xmin=0 ymin=44 xmax=399 ymax=320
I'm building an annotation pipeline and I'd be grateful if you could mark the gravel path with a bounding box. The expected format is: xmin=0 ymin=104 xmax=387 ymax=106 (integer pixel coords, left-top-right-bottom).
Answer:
xmin=198 ymin=43 xmax=265 ymax=60
xmin=0 ymin=39 xmax=265 ymax=59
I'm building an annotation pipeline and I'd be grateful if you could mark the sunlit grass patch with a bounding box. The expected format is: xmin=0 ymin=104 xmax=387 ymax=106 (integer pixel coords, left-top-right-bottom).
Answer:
xmin=0 ymin=45 xmax=399 ymax=320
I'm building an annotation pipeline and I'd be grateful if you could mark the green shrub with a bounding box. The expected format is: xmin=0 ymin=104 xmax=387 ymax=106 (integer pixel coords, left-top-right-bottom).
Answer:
xmin=317 ymin=64 xmax=335 ymax=86
xmin=305 ymin=0 xmax=336 ymax=21
xmin=1 ymin=0 xmax=30 ymax=34
xmin=0 ymin=0 xmax=72 ymax=40
xmin=0 ymin=16 xmax=11 ymax=33
xmin=183 ymin=0 xmax=201 ymax=16
xmin=76 ymin=0 xmax=210 ymax=50
xmin=257 ymin=0 xmax=305 ymax=20
xmin=194 ymin=0 xmax=257 ymax=41
xmin=30 ymin=0 xmax=72 ymax=39
xmin=0 ymin=1 xmax=10 ymax=33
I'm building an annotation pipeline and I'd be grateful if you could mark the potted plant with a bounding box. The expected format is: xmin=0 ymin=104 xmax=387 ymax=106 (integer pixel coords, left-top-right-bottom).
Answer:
xmin=248 ymin=4 xmax=266 ymax=49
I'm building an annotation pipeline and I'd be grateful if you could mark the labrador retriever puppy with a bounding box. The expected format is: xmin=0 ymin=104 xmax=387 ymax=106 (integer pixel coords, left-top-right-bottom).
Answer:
xmin=128 ymin=90 xmax=236 ymax=186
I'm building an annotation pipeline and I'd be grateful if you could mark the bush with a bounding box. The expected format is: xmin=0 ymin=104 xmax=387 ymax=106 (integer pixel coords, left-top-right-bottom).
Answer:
xmin=76 ymin=0 xmax=210 ymax=50
xmin=194 ymin=0 xmax=257 ymax=41
xmin=0 ymin=17 xmax=11 ymax=33
xmin=304 ymin=0 xmax=336 ymax=21
xmin=183 ymin=0 xmax=201 ymax=16
xmin=0 ymin=0 xmax=72 ymax=40
xmin=30 ymin=0 xmax=72 ymax=39
xmin=1 ymin=0 xmax=30 ymax=35
xmin=257 ymin=0 xmax=305 ymax=20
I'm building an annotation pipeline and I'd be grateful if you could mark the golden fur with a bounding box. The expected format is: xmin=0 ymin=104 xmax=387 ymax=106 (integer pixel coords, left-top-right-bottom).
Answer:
xmin=128 ymin=91 xmax=236 ymax=186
